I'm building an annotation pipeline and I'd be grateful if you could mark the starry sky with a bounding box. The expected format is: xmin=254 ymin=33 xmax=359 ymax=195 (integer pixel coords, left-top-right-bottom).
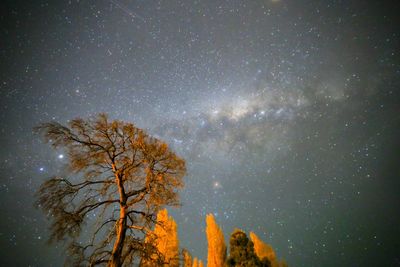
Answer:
xmin=1 ymin=0 xmax=400 ymax=266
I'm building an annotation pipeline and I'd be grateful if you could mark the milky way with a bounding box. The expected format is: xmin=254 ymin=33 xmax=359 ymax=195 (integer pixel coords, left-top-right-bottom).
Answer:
xmin=1 ymin=1 xmax=399 ymax=266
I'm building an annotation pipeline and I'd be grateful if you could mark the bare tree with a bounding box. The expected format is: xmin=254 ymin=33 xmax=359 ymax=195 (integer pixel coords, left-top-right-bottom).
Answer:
xmin=35 ymin=113 xmax=186 ymax=267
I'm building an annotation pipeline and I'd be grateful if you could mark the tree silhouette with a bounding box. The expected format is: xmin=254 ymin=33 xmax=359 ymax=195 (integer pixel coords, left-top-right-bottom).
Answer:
xmin=35 ymin=114 xmax=186 ymax=267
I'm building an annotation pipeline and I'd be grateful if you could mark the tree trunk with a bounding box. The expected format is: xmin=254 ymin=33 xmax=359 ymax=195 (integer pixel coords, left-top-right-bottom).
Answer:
xmin=109 ymin=166 xmax=128 ymax=267
xmin=109 ymin=206 xmax=127 ymax=267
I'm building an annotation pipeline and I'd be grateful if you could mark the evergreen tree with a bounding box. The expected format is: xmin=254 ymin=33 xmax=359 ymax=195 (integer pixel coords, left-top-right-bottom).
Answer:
xmin=206 ymin=214 xmax=227 ymax=267
xmin=227 ymin=229 xmax=269 ymax=267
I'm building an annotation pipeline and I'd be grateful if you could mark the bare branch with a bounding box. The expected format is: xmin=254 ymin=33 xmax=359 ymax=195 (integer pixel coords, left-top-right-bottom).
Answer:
xmin=35 ymin=113 xmax=186 ymax=266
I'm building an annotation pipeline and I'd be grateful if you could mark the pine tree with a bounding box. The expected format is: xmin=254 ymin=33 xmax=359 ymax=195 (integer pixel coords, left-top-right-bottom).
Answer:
xmin=227 ymin=229 xmax=269 ymax=267
xmin=206 ymin=214 xmax=227 ymax=267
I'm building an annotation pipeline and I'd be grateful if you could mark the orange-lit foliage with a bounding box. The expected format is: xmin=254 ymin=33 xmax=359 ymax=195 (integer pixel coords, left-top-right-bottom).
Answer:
xmin=205 ymin=214 xmax=227 ymax=267
xmin=227 ymin=229 xmax=263 ymax=266
xmin=35 ymin=114 xmax=186 ymax=267
xmin=182 ymin=248 xmax=193 ymax=267
xmin=143 ymin=209 xmax=179 ymax=266
xmin=192 ymin=258 xmax=198 ymax=267
xmin=193 ymin=258 xmax=204 ymax=267
xmin=250 ymin=232 xmax=288 ymax=267
xmin=250 ymin=232 xmax=276 ymax=264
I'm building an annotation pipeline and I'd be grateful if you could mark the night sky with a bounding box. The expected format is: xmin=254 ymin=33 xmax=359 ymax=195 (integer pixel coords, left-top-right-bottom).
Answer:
xmin=1 ymin=0 xmax=400 ymax=266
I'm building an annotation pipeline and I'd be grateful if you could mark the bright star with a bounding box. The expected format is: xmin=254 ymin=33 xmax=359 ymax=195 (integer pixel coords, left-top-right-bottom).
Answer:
xmin=213 ymin=181 xmax=221 ymax=189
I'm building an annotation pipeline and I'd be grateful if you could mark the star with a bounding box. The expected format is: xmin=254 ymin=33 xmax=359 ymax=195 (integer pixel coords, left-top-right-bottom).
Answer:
xmin=1 ymin=0 xmax=399 ymax=266
xmin=213 ymin=181 xmax=221 ymax=189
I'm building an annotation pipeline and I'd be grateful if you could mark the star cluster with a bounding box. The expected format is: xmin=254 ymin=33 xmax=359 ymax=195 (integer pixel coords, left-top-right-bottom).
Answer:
xmin=1 ymin=0 xmax=399 ymax=266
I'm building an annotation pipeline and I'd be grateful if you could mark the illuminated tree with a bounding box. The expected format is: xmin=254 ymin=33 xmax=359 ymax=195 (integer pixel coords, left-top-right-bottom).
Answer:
xmin=249 ymin=232 xmax=275 ymax=266
xmin=35 ymin=114 xmax=186 ymax=267
xmin=250 ymin=232 xmax=288 ymax=267
xmin=141 ymin=209 xmax=179 ymax=266
xmin=193 ymin=258 xmax=204 ymax=267
xmin=193 ymin=258 xmax=200 ymax=267
xmin=182 ymin=249 xmax=193 ymax=267
xmin=205 ymin=214 xmax=227 ymax=267
xmin=227 ymin=229 xmax=269 ymax=267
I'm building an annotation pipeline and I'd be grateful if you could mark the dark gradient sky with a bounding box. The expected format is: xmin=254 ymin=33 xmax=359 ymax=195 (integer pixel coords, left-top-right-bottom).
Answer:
xmin=1 ymin=0 xmax=400 ymax=266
